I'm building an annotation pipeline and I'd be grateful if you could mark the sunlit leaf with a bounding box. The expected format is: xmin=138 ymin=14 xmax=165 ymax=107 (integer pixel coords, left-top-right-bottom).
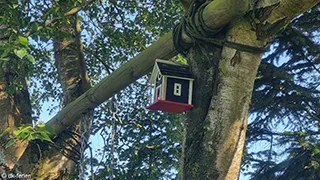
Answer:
xmin=37 ymin=124 xmax=45 ymax=128
xmin=18 ymin=36 xmax=28 ymax=46
xmin=26 ymin=54 xmax=36 ymax=63
xmin=14 ymin=48 xmax=27 ymax=59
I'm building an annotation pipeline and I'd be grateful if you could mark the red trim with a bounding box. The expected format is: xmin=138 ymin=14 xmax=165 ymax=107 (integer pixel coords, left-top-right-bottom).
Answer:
xmin=146 ymin=100 xmax=194 ymax=113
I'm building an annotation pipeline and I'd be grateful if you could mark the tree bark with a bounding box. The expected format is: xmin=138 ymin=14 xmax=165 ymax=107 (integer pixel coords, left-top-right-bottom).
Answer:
xmin=35 ymin=8 xmax=92 ymax=180
xmin=0 ymin=62 xmax=33 ymax=171
xmin=180 ymin=21 xmax=263 ymax=180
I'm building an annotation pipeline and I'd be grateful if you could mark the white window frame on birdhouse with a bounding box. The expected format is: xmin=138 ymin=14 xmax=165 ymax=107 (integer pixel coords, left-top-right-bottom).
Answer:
xmin=173 ymin=83 xmax=182 ymax=96
xmin=161 ymin=76 xmax=167 ymax=100
xmin=188 ymin=80 xmax=193 ymax=104
xmin=155 ymin=85 xmax=161 ymax=101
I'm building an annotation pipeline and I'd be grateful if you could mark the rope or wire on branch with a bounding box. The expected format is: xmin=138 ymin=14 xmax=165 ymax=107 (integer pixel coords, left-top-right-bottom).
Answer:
xmin=173 ymin=0 xmax=267 ymax=56
xmin=79 ymin=113 xmax=87 ymax=180
xmin=79 ymin=110 xmax=94 ymax=180
xmin=109 ymin=96 xmax=119 ymax=180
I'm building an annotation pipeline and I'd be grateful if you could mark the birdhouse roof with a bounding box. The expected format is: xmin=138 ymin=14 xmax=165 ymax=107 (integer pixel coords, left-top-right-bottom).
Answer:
xmin=157 ymin=61 xmax=193 ymax=78
xmin=150 ymin=59 xmax=193 ymax=83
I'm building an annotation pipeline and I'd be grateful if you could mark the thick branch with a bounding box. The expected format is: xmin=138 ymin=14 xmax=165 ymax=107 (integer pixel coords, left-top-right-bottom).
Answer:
xmin=181 ymin=0 xmax=249 ymax=43
xmin=64 ymin=0 xmax=96 ymax=16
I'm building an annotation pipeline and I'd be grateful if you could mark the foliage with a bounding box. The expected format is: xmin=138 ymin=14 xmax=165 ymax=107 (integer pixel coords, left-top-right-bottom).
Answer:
xmin=2 ymin=0 xmax=184 ymax=178
xmin=1 ymin=124 xmax=53 ymax=149
xmin=0 ymin=0 xmax=35 ymax=64
xmin=74 ymin=1 xmax=184 ymax=178
xmin=243 ymin=5 xmax=320 ymax=179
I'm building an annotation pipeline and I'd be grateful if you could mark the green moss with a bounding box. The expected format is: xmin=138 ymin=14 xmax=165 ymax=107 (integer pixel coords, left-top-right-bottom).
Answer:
xmin=191 ymin=162 xmax=200 ymax=177
xmin=219 ymin=59 xmax=228 ymax=76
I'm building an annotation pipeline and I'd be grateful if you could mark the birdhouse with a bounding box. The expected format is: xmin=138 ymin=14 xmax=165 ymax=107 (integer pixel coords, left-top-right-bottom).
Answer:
xmin=146 ymin=59 xmax=194 ymax=113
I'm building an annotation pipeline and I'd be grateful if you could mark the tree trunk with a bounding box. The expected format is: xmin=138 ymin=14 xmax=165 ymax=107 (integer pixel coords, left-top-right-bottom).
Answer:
xmin=0 ymin=62 xmax=33 ymax=171
xmin=0 ymin=24 xmax=34 ymax=174
xmin=36 ymin=13 xmax=92 ymax=180
xmin=179 ymin=0 xmax=318 ymax=179
xmin=179 ymin=24 xmax=263 ymax=180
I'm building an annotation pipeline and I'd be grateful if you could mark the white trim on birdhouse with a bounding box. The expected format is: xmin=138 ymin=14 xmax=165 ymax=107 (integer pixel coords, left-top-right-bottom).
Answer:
xmin=174 ymin=83 xmax=182 ymax=96
xmin=150 ymin=59 xmax=175 ymax=84
xmin=155 ymin=59 xmax=177 ymax=65
xmin=188 ymin=80 xmax=193 ymax=104
xmin=164 ymin=75 xmax=194 ymax=81
xmin=157 ymin=73 xmax=162 ymax=81
xmin=149 ymin=64 xmax=161 ymax=84
xmin=161 ymin=76 xmax=167 ymax=100
xmin=151 ymin=84 xmax=155 ymax=103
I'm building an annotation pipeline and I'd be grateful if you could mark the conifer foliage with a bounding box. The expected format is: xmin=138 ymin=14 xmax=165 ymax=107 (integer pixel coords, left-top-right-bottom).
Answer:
xmin=245 ymin=5 xmax=320 ymax=179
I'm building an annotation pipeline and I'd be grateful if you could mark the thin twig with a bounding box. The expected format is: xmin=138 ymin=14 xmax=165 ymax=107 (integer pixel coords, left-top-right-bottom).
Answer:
xmin=88 ymin=144 xmax=95 ymax=180
xmin=305 ymin=56 xmax=320 ymax=74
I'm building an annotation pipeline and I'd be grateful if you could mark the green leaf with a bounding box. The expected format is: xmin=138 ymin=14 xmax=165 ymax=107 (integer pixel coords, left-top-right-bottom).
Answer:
xmin=37 ymin=124 xmax=45 ymax=128
xmin=18 ymin=132 xmax=28 ymax=140
xmin=5 ymin=138 xmax=17 ymax=149
xmin=313 ymin=148 xmax=320 ymax=155
xmin=0 ymin=127 xmax=10 ymax=137
xmin=23 ymin=134 xmax=32 ymax=141
xmin=40 ymin=132 xmax=53 ymax=143
xmin=14 ymin=125 xmax=33 ymax=138
xmin=0 ymin=57 xmax=9 ymax=61
xmin=14 ymin=48 xmax=27 ymax=59
xmin=26 ymin=54 xmax=36 ymax=63
xmin=1 ymin=48 xmax=10 ymax=58
xmin=34 ymin=133 xmax=45 ymax=141
xmin=18 ymin=36 xmax=28 ymax=46
xmin=12 ymin=4 xmax=18 ymax=9
xmin=13 ymin=129 xmax=22 ymax=136
xmin=30 ymin=22 xmax=38 ymax=32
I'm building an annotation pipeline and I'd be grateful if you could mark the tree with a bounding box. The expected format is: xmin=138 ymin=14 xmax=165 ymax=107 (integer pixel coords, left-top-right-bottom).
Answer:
xmin=243 ymin=5 xmax=320 ymax=180
xmin=0 ymin=0 xmax=318 ymax=179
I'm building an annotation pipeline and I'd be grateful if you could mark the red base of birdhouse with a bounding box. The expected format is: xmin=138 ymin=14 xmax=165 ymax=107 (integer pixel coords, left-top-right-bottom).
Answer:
xmin=146 ymin=100 xmax=194 ymax=113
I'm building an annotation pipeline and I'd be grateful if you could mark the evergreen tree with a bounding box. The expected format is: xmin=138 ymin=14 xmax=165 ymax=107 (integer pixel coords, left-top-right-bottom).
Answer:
xmin=243 ymin=5 xmax=320 ymax=180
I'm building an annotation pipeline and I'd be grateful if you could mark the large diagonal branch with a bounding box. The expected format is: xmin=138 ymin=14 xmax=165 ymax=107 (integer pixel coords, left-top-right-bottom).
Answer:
xmin=46 ymin=0 xmax=318 ymax=137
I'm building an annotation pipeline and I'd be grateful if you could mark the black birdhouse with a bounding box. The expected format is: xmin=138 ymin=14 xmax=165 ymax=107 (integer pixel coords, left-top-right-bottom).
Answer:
xmin=146 ymin=59 xmax=194 ymax=113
